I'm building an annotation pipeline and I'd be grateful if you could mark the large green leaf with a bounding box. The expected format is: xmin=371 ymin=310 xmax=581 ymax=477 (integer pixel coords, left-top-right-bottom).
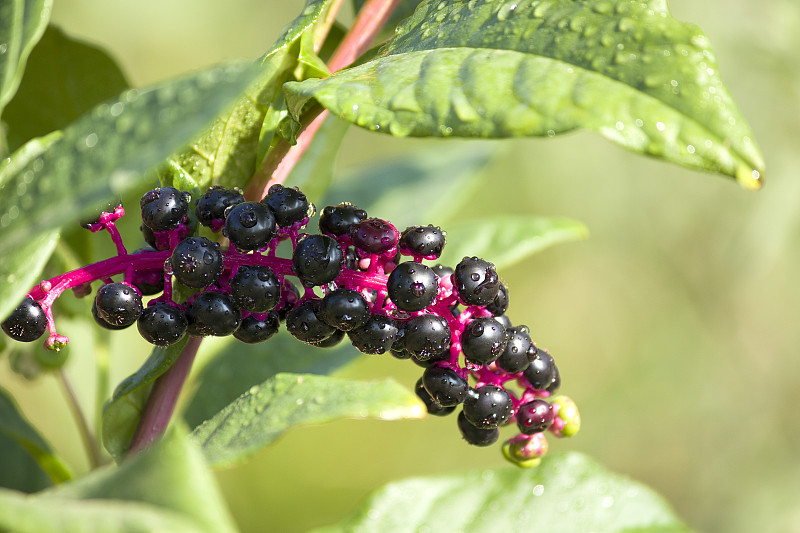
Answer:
xmin=101 ymin=337 xmax=188 ymax=461
xmin=183 ymin=331 xmax=360 ymax=429
xmin=0 ymin=132 xmax=60 ymax=321
xmin=191 ymin=373 xmax=423 ymax=467
xmin=0 ymin=427 xmax=236 ymax=533
xmin=0 ymin=60 xmax=258 ymax=256
xmin=2 ymin=25 xmax=128 ymax=153
xmin=438 ymin=214 xmax=588 ymax=270
xmin=171 ymin=0 xmax=336 ymax=192
xmin=286 ymin=0 xmax=764 ymax=188
xmin=312 ymin=452 xmax=695 ymax=533
xmin=0 ymin=385 xmax=71 ymax=492
xmin=0 ymin=0 xmax=52 ymax=119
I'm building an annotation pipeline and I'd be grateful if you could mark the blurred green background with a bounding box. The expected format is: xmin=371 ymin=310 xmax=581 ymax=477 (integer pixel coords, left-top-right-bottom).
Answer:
xmin=1 ymin=0 xmax=798 ymax=532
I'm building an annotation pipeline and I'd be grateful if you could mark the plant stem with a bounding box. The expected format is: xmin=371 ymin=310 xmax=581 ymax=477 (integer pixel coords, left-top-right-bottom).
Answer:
xmin=127 ymin=336 xmax=203 ymax=455
xmin=57 ymin=368 xmax=103 ymax=469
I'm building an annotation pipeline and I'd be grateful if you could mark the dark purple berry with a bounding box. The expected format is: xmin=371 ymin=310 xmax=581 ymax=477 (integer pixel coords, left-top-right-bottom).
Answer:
xmin=234 ymin=312 xmax=280 ymax=344
xmin=95 ymin=282 xmax=143 ymax=328
xmin=349 ymin=218 xmax=399 ymax=255
xmin=195 ymin=186 xmax=244 ymax=227
xmin=387 ymin=261 xmax=439 ymax=312
xmin=223 ymin=201 xmax=277 ymax=251
xmin=496 ymin=325 xmax=533 ymax=373
xmin=285 ymin=299 xmax=336 ymax=344
xmin=516 ymin=399 xmax=554 ymax=435
xmin=292 ymin=234 xmax=344 ymax=286
xmin=319 ymin=288 xmax=369 ymax=331
xmin=461 ymin=317 xmax=507 ymax=365
xmin=463 ymin=384 xmax=513 ymax=429
xmin=495 ymin=314 xmax=512 ymax=330
xmin=186 ymin=291 xmax=241 ymax=337
xmin=411 ymin=348 xmax=450 ymax=368
xmin=344 ymin=246 xmax=359 ymax=270
xmin=262 ymin=184 xmax=312 ymax=227
xmin=415 ymin=378 xmax=456 ymax=416
xmin=523 ymin=348 xmax=556 ymax=390
xmin=230 ymin=265 xmax=281 ymax=313
xmin=276 ymin=279 xmax=301 ymax=322
xmin=92 ymin=300 xmax=127 ymax=330
xmin=170 ymin=237 xmax=224 ymax=288
xmin=546 ymin=364 xmax=561 ymax=394
xmin=347 ymin=314 xmax=398 ymax=355
xmin=403 ymin=314 xmax=451 ymax=360
xmin=486 ymin=281 xmax=509 ymax=316
xmin=137 ymin=303 xmax=187 ymax=346
xmin=140 ymin=223 xmax=168 ymax=251
xmin=453 ymin=257 xmax=500 ymax=306
xmin=140 ymin=187 xmax=190 ymax=231
xmin=2 ymin=298 xmax=47 ymax=342
xmin=399 ymin=225 xmax=446 ymax=258
xmin=422 ymin=366 xmax=469 ymax=407
xmin=309 ymin=328 xmax=346 ymax=348
xmin=319 ymin=202 xmax=367 ymax=236
xmin=457 ymin=410 xmax=499 ymax=447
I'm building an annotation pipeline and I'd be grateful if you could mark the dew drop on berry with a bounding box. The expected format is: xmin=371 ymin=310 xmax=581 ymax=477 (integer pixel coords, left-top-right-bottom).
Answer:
xmin=471 ymin=273 xmax=480 ymax=281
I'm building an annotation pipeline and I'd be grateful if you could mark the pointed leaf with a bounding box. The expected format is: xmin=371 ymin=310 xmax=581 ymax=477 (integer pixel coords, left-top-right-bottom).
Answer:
xmin=101 ymin=337 xmax=188 ymax=460
xmin=286 ymin=0 xmax=764 ymax=188
xmin=312 ymin=452 xmax=695 ymax=533
xmin=0 ymin=0 xmax=52 ymax=118
xmin=191 ymin=373 xmax=423 ymax=467
xmin=0 ymin=60 xmax=258 ymax=256
xmin=438 ymin=215 xmax=588 ymax=270
xmin=2 ymin=25 xmax=128 ymax=153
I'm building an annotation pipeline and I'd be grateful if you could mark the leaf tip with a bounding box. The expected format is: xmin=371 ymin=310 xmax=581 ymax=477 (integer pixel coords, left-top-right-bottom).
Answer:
xmin=736 ymin=165 xmax=764 ymax=191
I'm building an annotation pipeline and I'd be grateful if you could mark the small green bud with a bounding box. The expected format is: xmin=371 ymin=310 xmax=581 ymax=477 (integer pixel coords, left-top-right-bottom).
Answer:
xmin=551 ymin=395 xmax=580 ymax=437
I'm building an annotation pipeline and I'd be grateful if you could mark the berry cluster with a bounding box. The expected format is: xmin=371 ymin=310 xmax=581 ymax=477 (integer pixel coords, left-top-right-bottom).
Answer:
xmin=1 ymin=184 xmax=579 ymax=466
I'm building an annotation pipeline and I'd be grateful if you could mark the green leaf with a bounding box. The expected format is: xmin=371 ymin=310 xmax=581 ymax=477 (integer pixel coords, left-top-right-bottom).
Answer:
xmin=0 ymin=427 xmax=236 ymax=533
xmin=171 ymin=0 xmax=336 ymax=191
xmin=286 ymin=0 xmax=764 ymax=188
xmin=183 ymin=331 xmax=360 ymax=429
xmin=312 ymin=452 xmax=695 ymax=533
xmin=191 ymin=373 xmax=423 ymax=467
xmin=0 ymin=132 xmax=60 ymax=321
xmin=3 ymin=25 xmax=129 ymax=153
xmin=0 ymin=0 xmax=52 ymax=119
xmin=0 ymin=385 xmax=72 ymax=491
xmin=322 ymin=143 xmax=495 ymax=228
xmin=101 ymin=337 xmax=188 ymax=461
xmin=438 ymin=214 xmax=588 ymax=270
xmin=0 ymin=60 xmax=258 ymax=256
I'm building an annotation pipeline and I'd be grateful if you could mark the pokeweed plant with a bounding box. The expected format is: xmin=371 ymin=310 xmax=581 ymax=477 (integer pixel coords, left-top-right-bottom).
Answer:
xmin=0 ymin=0 xmax=764 ymax=532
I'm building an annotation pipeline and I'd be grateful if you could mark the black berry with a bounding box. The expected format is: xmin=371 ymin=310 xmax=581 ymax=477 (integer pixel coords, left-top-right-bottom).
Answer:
xmin=349 ymin=218 xmax=399 ymax=255
xmin=463 ymin=384 xmax=513 ymax=429
xmin=230 ymin=265 xmax=281 ymax=313
xmin=486 ymin=281 xmax=509 ymax=316
xmin=547 ymin=364 xmax=561 ymax=393
xmin=319 ymin=202 xmax=367 ymax=236
xmin=234 ymin=312 xmax=280 ymax=344
xmin=223 ymin=201 xmax=277 ymax=251
xmin=461 ymin=317 xmax=507 ymax=365
xmin=92 ymin=300 xmax=127 ymax=330
xmin=457 ymin=410 xmax=499 ymax=447
xmin=399 ymin=225 xmax=446 ymax=258
xmin=309 ymin=328 xmax=346 ymax=348
xmin=453 ymin=257 xmax=500 ymax=306
xmin=285 ymin=299 xmax=336 ymax=344
xmin=523 ymin=348 xmax=556 ymax=390
xmin=262 ymin=184 xmax=312 ymax=227
xmin=292 ymin=234 xmax=344 ymax=286
xmin=186 ymin=291 xmax=241 ymax=337
xmin=347 ymin=314 xmax=398 ymax=355
xmin=319 ymin=288 xmax=369 ymax=331
xmin=516 ymin=399 xmax=554 ymax=435
xmin=170 ymin=237 xmax=224 ymax=288
xmin=2 ymin=298 xmax=47 ymax=342
xmin=195 ymin=186 xmax=244 ymax=227
xmin=403 ymin=314 xmax=451 ymax=360
xmin=415 ymin=378 xmax=456 ymax=416
xmin=140 ymin=187 xmax=190 ymax=231
xmin=94 ymin=282 xmax=143 ymax=328
xmin=137 ymin=303 xmax=188 ymax=346
xmin=496 ymin=325 xmax=533 ymax=373
xmin=387 ymin=261 xmax=439 ymax=312
xmin=421 ymin=366 xmax=469 ymax=407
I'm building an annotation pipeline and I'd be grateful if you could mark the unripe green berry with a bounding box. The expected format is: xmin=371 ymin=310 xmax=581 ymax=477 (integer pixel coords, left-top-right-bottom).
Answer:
xmin=551 ymin=395 xmax=580 ymax=437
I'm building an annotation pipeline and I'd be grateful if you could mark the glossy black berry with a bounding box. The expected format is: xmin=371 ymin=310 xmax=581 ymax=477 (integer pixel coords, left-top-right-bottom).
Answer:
xmin=95 ymin=282 xmax=143 ymax=328
xmin=292 ymin=234 xmax=344 ymax=286
xmin=319 ymin=202 xmax=367 ymax=236
xmin=411 ymin=348 xmax=450 ymax=368
xmin=486 ymin=281 xmax=509 ymax=316
xmin=230 ymin=265 xmax=281 ymax=313
xmin=349 ymin=218 xmax=399 ymax=255
xmin=186 ymin=291 xmax=241 ymax=337
xmin=547 ymin=364 xmax=561 ymax=394
xmin=309 ymin=328 xmax=346 ymax=348
xmin=195 ymin=186 xmax=244 ymax=227
xmin=403 ymin=314 xmax=451 ymax=360
xmin=415 ymin=378 xmax=456 ymax=416
xmin=140 ymin=187 xmax=190 ymax=231
xmin=92 ymin=300 xmax=127 ymax=330
xmin=523 ymin=348 xmax=556 ymax=390
xmin=421 ymin=366 xmax=469 ymax=407
xmin=457 ymin=410 xmax=499 ymax=447
xmin=453 ymin=257 xmax=500 ymax=306
xmin=137 ymin=303 xmax=188 ymax=346
xmin=399 ymin=225 xmax=446 ymax=258
xmin=2 ymin=298 xmax=47 ymax=342
xmin=319 ymin=288 xmax=369 ymax=331
xmin=285 ymin=299 xmax=336 ymax=344
xmin=170 ymin=237 xmax=224 ymax=288
xmin=461 ymin=317 xmax=507 ymax=365
xmin=516 ymin=399 xmax=554 ymax=435
xmin=140 ymin=223 xmax=168 ymax=251
xmin=80 ymin=198 xmax=121 ymax=229
xmin=262 ymin=184 xmax=312 ymax=227
xmin=387 ymin=262 xmax=439 ymax=312
xmin=463 ymin=384 xmax=513 ymax=429
xmin=276 ymin=279 xmax=301 ymax=322
xmin=233 ymin=312 xmax=280 ymax=344
xmin=223 ymin=201 xmax=277 ymax=251
xmin=496 ymin=325 xmax=533 ymax=373
xmin=495 ymin=314 xmax=513 ymax=330
xmin=347 ymin=314 xmax=398 ymax=355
